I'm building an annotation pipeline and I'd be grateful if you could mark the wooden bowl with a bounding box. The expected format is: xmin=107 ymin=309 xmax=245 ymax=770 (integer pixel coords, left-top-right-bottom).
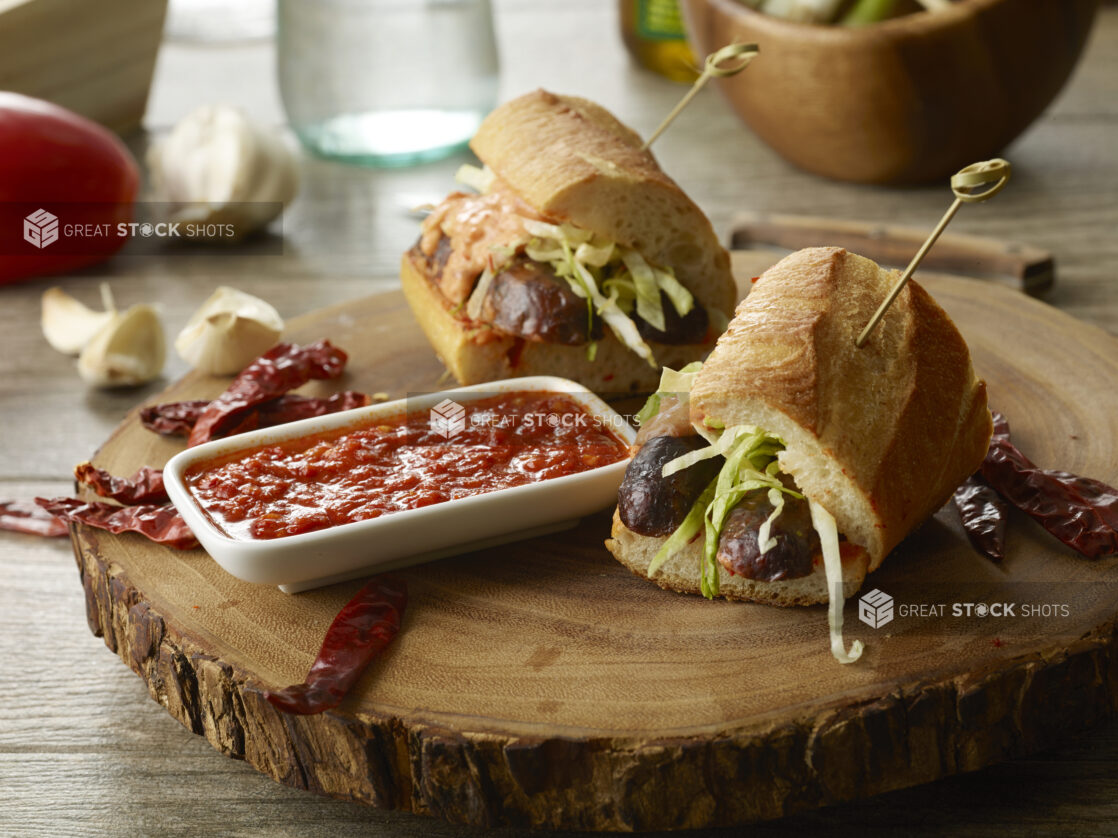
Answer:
xmin=681 ymin=0 xmax=1099 ymax=184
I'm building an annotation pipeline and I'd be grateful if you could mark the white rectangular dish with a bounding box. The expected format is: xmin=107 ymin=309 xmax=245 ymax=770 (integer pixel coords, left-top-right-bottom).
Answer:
xmin=163 ymin=376 xmax=635 ymax=593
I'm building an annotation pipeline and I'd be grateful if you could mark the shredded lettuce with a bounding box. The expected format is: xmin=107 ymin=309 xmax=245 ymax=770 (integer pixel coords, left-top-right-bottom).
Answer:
xmin=523 ymin=219 xmax=593 ymax=245
xmin=662 ymin=423 xmax=754 ymax=478
xmin=635 ymin=394 xmax=661 ymax=427
xmin=518 ymin=219 xmax=696 ymax=366
xmin=655 ymin=267 xmax=695 ymax=318
xmin=755 ymin=471 xmax=793 ymax=556
xmin=658 ymin=362 xmax=703 ymax=395
xmin=465 ymin=264 xmax=496 ymax=320
xmin=556 ymin=240 xmax=593 ymax=303
xmin=698 ymin=428 xmax=788 ymax=597
xmin=634 ymin=362 xmax=704 ymax=427
xmin=601 ymin=277 xmax=637 ymax=311
xmin=642 ymin=410 xmax=866 ymax=664
xmin=442 ymin=190 xmax=699 ymax=365
xmin=648 ymin=424 xmax=790 ymax=598
xmin=570 ymin=255 xmax=656 ymax=368
xmin=692 ymin=420 xmax=720 ymax=445
xmin=808 ymin=499 xmax=864 ymax=664
xmin=620 ymin=247 xmax=696 ymax=330
xmin=524 ymin=242 xmax=565 ymax=263
xmin=575 ymin=240 xmax=614 ymax=267
xmin=620 ymin=249 xmax=667 ymax=332
xmin=463 ymin=247 xmax=516 ymax=321
xmin=455 ymin=164 xmax=495 ymax=194
xmin=649 ymin=477 xmax=716 ymax=576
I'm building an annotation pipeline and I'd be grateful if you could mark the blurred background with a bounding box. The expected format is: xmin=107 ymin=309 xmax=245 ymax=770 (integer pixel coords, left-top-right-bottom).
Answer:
xmin=2 ymin=1 xmax=1111 ymax=385
xmin=2 ymin=0 xmax=1109 ymax=435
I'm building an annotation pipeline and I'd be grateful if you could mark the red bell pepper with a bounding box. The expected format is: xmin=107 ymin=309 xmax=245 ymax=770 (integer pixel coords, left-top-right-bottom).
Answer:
xmin=0 ymin=93 xmax=139 ymax=285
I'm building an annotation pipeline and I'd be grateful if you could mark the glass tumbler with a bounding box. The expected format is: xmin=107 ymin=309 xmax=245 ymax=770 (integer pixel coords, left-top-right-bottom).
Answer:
xmin=166 ymin=0 xmax=275 ymax=42
xmin=277 ymin=0 xmax=500 ymax=167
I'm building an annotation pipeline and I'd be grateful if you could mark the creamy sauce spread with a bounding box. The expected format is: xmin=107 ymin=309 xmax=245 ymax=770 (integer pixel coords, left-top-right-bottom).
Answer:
xmin=419 ymin=182 xmax=548 ymax=305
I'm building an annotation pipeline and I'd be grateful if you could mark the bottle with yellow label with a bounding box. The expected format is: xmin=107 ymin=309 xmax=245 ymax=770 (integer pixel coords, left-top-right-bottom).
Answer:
xmin=619 ymin=0 xmax=699 ymax=83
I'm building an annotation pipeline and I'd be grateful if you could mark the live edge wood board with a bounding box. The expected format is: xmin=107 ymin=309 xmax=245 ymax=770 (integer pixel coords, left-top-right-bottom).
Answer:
xmin=71 ymin=251 xmax=1118 ymax=831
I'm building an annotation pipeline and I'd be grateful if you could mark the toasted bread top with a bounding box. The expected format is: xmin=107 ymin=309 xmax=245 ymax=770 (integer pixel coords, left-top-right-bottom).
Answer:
xmin=470 ymin=90 xmax=735 ymax=318
xmin=689 ymin=247 xmax=992 ymax=569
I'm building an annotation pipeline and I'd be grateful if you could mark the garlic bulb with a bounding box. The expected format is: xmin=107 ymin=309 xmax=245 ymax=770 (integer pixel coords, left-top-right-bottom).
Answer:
xmin=175 ymin=286 xmax=283 ymax=375
xmin=78 ymin=304 xmax=166 ymax=388
xmin=41 ymin=286 xmax=116 ymax=355
xmin=147 ymin=104 xmax=299 ymax=239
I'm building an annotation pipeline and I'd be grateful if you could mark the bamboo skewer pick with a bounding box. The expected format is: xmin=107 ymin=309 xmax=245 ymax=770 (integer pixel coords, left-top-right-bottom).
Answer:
xmin=855 ymin=158 xmax=1012 ymax=348
xmin=641 ymin=43 xmax=760 ymax=150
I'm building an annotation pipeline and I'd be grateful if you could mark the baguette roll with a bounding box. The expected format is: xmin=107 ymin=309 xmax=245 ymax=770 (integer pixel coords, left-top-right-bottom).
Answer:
xmin=470 ymin=90 xmax=734 ymax=320
xmin=402 ymin=89 xmax=736 ymax=391
xmin=607 ymin=247 xmax=992 ymax=606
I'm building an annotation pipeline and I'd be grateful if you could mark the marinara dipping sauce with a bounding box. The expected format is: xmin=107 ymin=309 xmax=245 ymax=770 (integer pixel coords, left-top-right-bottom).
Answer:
xmin=183 ymin=391 xmax=628 ymax=540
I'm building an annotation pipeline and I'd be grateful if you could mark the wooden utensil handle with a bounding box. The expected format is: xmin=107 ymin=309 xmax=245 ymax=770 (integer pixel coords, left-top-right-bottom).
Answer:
xmin=730 ymin=213 xmax=1054 ymax=295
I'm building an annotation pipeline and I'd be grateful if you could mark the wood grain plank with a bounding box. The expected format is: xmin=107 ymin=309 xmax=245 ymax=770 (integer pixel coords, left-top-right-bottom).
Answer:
xmin=59 ymin=270 xmax=1118 ymax=830
xmin=5 ymin=478 xmax=1118 ymax=838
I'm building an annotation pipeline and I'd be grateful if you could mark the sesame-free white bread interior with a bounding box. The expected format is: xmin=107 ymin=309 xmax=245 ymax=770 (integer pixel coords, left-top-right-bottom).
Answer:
xmin=470 ymin=89 xmax=735 ymax=320
xmin=688 ymin=247 xmax=992 ymax=572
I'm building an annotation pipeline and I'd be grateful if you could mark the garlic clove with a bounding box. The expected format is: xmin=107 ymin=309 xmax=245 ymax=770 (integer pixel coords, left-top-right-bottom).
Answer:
xmin=78 ymin=304 xmax=166 ymax=388
xmin=147 ymin=104 xmax=299 ymax=239
xmin=175 ymin=286 xmax=283 ymax=375
xmin=41 ymin=287 xmax=116 ymax=356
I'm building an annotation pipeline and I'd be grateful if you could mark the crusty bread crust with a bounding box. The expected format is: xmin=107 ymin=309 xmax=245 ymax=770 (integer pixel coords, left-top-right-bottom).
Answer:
xmin=688 ymin=247 xmax=992 ymax=571
xmin=469 ymin=90 xmax=735 ymax=320
xmin=605 ymin=511 xmax=870 ymax=606
xmin=401 ymin=250 xmax=717 ymax=393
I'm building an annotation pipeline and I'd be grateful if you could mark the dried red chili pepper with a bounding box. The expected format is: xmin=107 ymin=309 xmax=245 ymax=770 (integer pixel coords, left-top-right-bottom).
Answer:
xmin=0 ymin=500 xmax=68 ymax=537
xmin=35 ymin=497 xmax=198 ymax=550
xmin=980 ymin=411 xmax=1118 ymax=559
xmin=142 ymin=391 xmax=370 ymax=439
xmin=953 ymin=474 xmax=1008 ymax=562
xmin=187 ymin=340 xmax=349 ymax=448
xmin=222 ymin=391 xmax=371 ymax=438
xmin=139 ymin=400 xmax=209 ymax=437
xmin=74 ymin=462 xmax=168 ymax=505
xmin=262 ymin=391 xmax=370 ymax=421
xmin=264 ymin=576 xmax=407 ymax=715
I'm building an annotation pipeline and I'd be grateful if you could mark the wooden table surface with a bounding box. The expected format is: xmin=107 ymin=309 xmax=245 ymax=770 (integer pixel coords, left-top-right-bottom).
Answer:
xmin=2 ymin=2 xmax=1117 ymax=835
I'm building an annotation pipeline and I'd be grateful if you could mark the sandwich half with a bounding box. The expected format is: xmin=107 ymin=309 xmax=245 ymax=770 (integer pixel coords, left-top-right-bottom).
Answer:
xmin=606 ymin=247 xmax=992 ymax=660
xmin=401 ymin=89 xmax=736 ymax=393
